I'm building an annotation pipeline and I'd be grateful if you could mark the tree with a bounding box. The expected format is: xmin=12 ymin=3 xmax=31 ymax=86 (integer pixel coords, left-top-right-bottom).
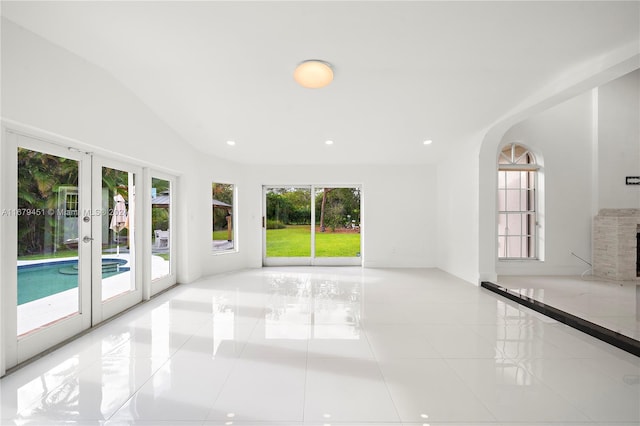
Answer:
xmin=17 ymin=149 xmax=78 ymax=255
xmin=318 ymin=188 xmax=333 ymax=231
xmin=266 ymin=188 xmax=311 ymax=226
xmin=315 ymin=187 xmax=360 ymax=231
xmin=151 ymin=178 xmax=170 ymax=232
xmin=16 ymin=148 xmax=131 ymax=256
xmin=212 ymin=183 xmax=233 ymax=231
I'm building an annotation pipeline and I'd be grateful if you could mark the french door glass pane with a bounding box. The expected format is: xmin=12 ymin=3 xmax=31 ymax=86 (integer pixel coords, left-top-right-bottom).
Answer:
xmin=265 ymin=187 xmax=311 ymax=257
xmin=314 ymin=187 xmax=361 ymax=258
xmin=151 ymin=177 xmax=171 ymax=280
xmin=101 ymin=166 xmax=135 ymax=301
xmin=17 ymin=148 xmax=80 ymax=336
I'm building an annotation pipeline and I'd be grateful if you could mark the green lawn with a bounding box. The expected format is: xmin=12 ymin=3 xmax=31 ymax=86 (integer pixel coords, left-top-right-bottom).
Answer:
xmin=212 ymin=230 xmax=233 ymax=241
xmin=155 ymin=253 xmax=171 ymax=261
xmin=316 ymin=232 xmax=361 ymax=257
xmin=267 ymin=225 xmax=360 ymax=257
xmin=18 ymin=249 xmax=78 ymax=261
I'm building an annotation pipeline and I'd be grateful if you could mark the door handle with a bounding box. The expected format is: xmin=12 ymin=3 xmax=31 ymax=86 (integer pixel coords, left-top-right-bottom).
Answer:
xmin=82 ymin=236 xmax=94 ymax=243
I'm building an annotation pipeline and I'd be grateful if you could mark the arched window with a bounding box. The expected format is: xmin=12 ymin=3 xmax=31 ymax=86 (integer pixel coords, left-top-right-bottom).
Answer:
xmin=498 ymin=143 xmax=539 ymax=259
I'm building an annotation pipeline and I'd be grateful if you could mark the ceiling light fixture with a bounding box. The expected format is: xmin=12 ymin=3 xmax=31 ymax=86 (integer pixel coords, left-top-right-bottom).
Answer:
xmin=325 ymin=140 xmax=334 ymax=145
xmin=294 ymin=60 xmax=334 ymax=89
xmin=226 ymin=140 xmax=236 ymax=146
xmin=423 ymin=140 xmax=433 ymax=145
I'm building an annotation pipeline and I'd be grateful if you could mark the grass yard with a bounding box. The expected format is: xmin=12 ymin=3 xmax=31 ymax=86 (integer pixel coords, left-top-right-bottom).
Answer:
xmin=212 ymin=230 xmax=233 ymax=241
xmin=267 ymin=225 xmax=360 ymax=257
xmin=155 ymin=253 xmax=171 ymax=261
xmin=18 ymin=249 xmax=78 ymax=261
xmin=316 ymin=232 xmax=361 ymax=257
xmin=266 ymin=226 xmax=311 ymax=257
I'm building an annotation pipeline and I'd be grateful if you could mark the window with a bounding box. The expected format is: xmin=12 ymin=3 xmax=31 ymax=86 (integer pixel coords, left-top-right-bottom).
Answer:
xmin=212 ymin=182 xmax=235 ymax=252
xmin=498 ymin=143 xmax=539 ymax=259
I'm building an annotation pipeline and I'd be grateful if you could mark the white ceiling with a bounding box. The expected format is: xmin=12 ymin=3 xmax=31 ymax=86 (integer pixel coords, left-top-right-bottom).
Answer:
xmin=2 ymin=1 xmax=639 ymax=165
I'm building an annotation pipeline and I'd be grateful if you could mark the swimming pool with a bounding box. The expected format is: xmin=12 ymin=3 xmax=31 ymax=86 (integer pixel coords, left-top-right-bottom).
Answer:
xmin=17 ymin=259 xmax=129 ymax=305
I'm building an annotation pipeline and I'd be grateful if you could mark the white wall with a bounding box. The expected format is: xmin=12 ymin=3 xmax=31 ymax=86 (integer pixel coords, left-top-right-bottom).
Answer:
xmin=484 ymin=70 xmax=640 ymax=277
xmin=436 ymin=138 xmax=479 ymax=284
xmin=2 ymin=19 xmax=439 ymax=286
xmin=193 ymin=154 xmax=254 ymax=277
xmin=597 ymin=69 xmax=640 ymax=209
xmin=200 ymin=163 xmax=438 ymax=276
xmin=477 ymin=52 xmax=639 ymax=283
xmin=1 ymin=19 xmax=198 ymax=172
xmin=5 ymin=15 xmax=637 ymax=292
xmin=497 ymin=92 xmax=594 ymax=275
xmin=0 ymin=18 xmax=209 ymax=283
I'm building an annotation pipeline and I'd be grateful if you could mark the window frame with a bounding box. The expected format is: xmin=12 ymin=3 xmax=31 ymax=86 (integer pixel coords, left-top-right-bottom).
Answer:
xmin=211 ymin=181 xmax=237 ymax=255
xmin=497 ymin=143 xmax=540 ymax=260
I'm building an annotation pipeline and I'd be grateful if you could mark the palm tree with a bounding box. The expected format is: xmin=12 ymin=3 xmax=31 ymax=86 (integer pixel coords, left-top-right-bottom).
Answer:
xmin=17 ymin=148 xmax=78 ymax=255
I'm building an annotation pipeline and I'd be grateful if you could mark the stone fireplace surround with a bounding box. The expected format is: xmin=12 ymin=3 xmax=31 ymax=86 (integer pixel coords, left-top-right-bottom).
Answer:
xmin=593 ymin=208 xmax=640 ymax=281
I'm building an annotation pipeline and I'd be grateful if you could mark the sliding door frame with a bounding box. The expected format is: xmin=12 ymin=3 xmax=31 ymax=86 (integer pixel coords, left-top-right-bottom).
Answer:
xmin=262 ymin=184 xmax=363 ymax=267
xmin=262 ymin=185 xmax=313 ymax=266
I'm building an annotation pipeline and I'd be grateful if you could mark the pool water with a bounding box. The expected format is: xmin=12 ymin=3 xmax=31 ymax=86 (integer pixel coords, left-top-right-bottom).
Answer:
xmin=17 ymin=259 xmax=129 ymax=305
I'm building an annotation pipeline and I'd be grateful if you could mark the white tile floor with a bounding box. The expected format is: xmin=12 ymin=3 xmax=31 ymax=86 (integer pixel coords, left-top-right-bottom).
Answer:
xmin=1 ymin=267 xmax=639 ymax=425
xmin=496 ymin=275 xmax=640 ymax=340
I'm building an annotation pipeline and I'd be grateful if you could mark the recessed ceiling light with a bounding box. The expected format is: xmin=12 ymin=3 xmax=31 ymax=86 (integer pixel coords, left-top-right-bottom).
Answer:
xmin=294 ymin=60 xmax=334 ymax=89
xmin=325 ymin=140 xmax=334 ymax=145
xmin=226 ymin=140 xmax=236 ymax=146
xmin=423 ymin=140 xmax=433 ymax=145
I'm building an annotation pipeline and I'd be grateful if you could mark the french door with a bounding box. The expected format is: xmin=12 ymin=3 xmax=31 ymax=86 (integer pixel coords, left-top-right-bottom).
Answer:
xmin=92 ymin=156 xmax=142 ymax=323
xmin=149 ymin=172 xmax=176 ymax=295
xmin=3 ymin=132 xmax=142 ymax=368
xmin=262 ymin=185 xmax=362 ymax=266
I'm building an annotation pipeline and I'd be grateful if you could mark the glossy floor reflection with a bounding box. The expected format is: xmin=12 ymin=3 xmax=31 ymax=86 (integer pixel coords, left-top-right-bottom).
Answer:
xmin=496 ymin=275 xmax=640 ymax=340
xmin=1 ymin=267 xmax=638 ymax=425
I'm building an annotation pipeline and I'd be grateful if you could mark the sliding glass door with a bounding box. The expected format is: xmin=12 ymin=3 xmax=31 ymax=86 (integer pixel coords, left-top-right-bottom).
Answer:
xmin=264 ymin=187 xmax=312 ymax=265
xmin=263 ymin=185 xmax=362 ymax=266
xmin=314 ymin=187 xmax=362 ymax=261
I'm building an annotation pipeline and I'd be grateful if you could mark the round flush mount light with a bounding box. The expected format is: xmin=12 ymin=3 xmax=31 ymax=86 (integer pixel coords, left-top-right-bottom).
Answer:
xmin=325 ymin=140 xmax=334 ymax=145
xmin=226 ymin=140 xmax=236 ymax=146
xmin=423 ymin=139 xmax=433 ymax=145
xmin=294 ymin=60 xmax=334 ymax=89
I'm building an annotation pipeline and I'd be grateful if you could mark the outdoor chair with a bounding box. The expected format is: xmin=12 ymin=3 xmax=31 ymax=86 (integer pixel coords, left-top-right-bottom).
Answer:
xmin=154 ymin=229 xmax=169 ymax=249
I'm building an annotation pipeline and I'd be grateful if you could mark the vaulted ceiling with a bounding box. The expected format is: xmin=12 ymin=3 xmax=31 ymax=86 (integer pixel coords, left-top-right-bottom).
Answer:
xmin=2 ymin=1 xmax=639 ymax=165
